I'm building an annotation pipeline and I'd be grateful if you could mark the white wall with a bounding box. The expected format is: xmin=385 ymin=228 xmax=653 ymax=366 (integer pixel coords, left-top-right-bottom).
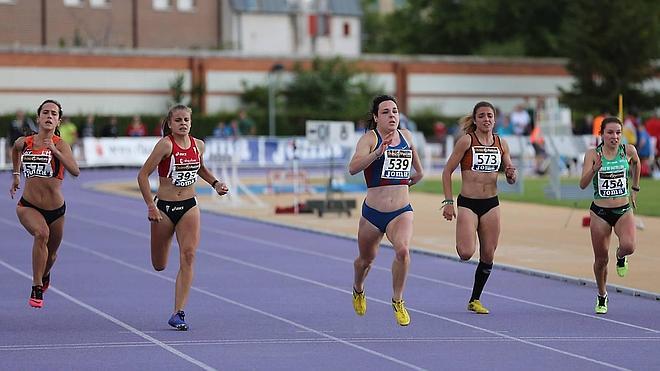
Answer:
xmin=0 ymin=66 xmax=191 ymax=115
xmin=240 ymin=15 xmax=295 ymax=55
xmin=407 ymin=74 xmax=575 ymax=116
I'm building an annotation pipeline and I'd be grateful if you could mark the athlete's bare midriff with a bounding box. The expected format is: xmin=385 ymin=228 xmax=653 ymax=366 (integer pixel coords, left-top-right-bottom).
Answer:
xmin=21 ymin=178 xmax=64 ymax=209
xmin=364 ymin=184 xmax=409 ymax=212
xmin=459 ymin=170 xmax=499 ymax=199
xmin=156 ymin=177 xmax=197 ymax=201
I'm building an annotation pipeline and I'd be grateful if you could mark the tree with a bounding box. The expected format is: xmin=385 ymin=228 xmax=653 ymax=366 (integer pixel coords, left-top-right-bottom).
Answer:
xmin=361 ymin=0 xmax=568 ymax=57
xmin=240 ymin=57 xmax=383 ymax=135
xmin=559 ymin=0 xmax=660 ymax=113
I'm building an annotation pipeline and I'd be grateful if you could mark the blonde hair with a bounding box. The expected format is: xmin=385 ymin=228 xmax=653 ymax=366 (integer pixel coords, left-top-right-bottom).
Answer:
xmin=162 ymin=104 xmax=192 ymax=136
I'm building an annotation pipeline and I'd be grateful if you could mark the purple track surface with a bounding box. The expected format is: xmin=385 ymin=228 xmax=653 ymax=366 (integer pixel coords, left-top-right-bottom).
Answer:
xmin=1 ymin=169 xmax=658 ymax=371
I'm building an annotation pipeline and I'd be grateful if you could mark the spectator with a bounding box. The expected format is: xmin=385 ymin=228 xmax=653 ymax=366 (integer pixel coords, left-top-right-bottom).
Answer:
xmin=636 ymin=122 xmax=652 ymax=177
xmin=622 ymin=114 xmax=638 ymax=145
xmin=212 ymin=121 xmax=237 ymax=138
xmin=58 ymin=116 xmax=78 ymax=147
xmin=126 ymin=115 xmax=147 ymax=137
xmin=592 ymin=112 xmax=609 ymax=137
xmin=399 ymin=113 xmax=417 ymax=131
xmin=152 ymin=117 xmax=165 ymax=136
xmin=237 ymin=109 xmax=255 ymax=135
xmin=530 ymin=123 xmax=548 ymax=175
xmin=100 ymin=116 xmax=119 ymax=138
xmin=433 ymin=121 xmax=447 ymax=143
xmin=80 ymin=114 xmax=96 ymax=138
xmin=510 ymin=104 xmax=531 ymax=136
xmin=645 ymin=115 xmax=660 ymax=171
xmin=495 ymin=108 xmax=513 ymax=135
xmin=6 ymin=110 xmax=37 ymax=163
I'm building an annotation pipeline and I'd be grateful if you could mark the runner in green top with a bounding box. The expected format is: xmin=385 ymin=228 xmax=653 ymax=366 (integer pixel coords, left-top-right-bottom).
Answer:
xmin=579 ymin=116 xmax=640 ymax=314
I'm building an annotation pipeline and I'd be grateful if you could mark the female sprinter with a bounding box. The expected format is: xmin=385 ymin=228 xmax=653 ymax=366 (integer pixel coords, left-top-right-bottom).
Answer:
xmin=9 ymin=99 xmax=80 ymax=308
xmin=348 ymin=95 xmax=424 ymax=326
xmin=137 ymin=104 xmax=229 ymax=330
xmin=579 ymin=116 xmax=640 ymax=314
xmin=441 ymin=101 xmax=516 ymax=314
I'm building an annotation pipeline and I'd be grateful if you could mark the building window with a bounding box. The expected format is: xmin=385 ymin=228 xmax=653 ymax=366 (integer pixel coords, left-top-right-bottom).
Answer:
xmin=153 ymin=0 xmax=172 ymax=11
xmin=63 ymin=0 xmax=83 ymax=7
xmin=90 ymin=0 xmax=110 ymax=8
xmin=177 ymin=0 xmax=196 ymax=12
xmin=343 ymin=22 xmax=350 ymax=37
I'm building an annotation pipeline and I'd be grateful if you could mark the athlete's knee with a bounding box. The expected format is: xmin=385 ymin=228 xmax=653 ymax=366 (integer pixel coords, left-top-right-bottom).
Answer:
xmin=394 ymin=246 xmax=410 ymax=262
xmin=33 ymin=228 xmax=49 ymax=246
xmin=618 ymin=241 xmax=635 ymax=256
xmin=355 ymin=255 xmax=374 ymax=270
xmin=456 ymin=246 xmax=473 ymax=261
xmin=180 ymin=249 xmax=196 ymax=268
xmin=594 ymin=254 xmax=609 ymax=268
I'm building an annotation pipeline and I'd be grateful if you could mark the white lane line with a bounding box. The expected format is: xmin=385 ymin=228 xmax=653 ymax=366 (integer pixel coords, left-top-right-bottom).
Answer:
xmin=1 ymin=216 xmax=425 ymax=371
xmin=64 ymin=214 xmax=630 ymax=371
xmin=3 ymin=336 xmax=659 ymax=352
xmin=203 ymin=223 xmax=660 ymax=334
xmin=65 ymin=198 xmax=659 ymax=333
xmin=62 ymin=239 xmax=427 ymax=371
xmin=0 ymin=258 xmax=216 ymax=371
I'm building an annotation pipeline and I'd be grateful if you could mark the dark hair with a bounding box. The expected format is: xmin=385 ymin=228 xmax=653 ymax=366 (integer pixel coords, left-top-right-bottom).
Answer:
xmin=600 ymin=116 xmax=622 ymax=135
xmin=459 ymin=101 xmax=496 ymax=133
xmin=162 ymin=104 xmax=192 ymax=137
xmin=37 ymin=99 xmax=63 ymax=136
xmin=366 ymin=95 xmax=398 ymax=130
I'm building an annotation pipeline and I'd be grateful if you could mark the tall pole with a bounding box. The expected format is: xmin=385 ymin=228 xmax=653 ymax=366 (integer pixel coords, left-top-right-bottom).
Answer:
xmin=268 ymin=73 xmax=275 ymax=137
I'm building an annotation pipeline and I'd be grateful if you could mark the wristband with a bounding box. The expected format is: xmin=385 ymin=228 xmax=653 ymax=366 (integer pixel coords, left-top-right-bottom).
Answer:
xmin=441 ymin=199 xmax=454 ymax=205
xmin=631 ymin=186 xmax=640 ymax=192
xmin=12 ymin=171 xmax=20 ymax=175
xmin=211 ymin=179 xmax=219 ymax=188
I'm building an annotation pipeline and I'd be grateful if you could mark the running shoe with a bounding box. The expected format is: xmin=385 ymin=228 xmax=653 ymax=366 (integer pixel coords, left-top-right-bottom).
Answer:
xmin=467 ymin=299 xmax=489 ymax=314
xmin=168 ymin=310 xmax=188 ymax=331
xmin=352 ymin=287 xmax=366 ymax=316
xmin=42 ymin=272 xmax=50 ymax=293
xmin=616 ymin=256 xmax=628 ymax=277
xmin=392 ymin=299 xmax=410 ymax=326
xmin=29 ymin=285 xmax=43 ymax=308
xmin=595 ymin=295 xmax=608 ymax=314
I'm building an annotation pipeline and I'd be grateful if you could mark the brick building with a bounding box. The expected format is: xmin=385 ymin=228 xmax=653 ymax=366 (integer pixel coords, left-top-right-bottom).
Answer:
xmin=0 ymin=0 xmax=361 ymax=55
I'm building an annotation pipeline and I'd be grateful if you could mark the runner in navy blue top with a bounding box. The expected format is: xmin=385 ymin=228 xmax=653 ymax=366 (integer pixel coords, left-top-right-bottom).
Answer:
xmin=348 ymin=95 xmax=424 ymax=326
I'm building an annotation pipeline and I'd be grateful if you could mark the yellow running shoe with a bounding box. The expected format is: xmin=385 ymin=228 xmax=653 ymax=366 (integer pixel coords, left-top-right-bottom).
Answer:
xmin=616 ymin=256 xmax=628 ymax=277
xmin=392 ymin=299 xmax=410 ymax=326
xmin=595 ymin=295 xmax=608 ymax=314
xmin=352 ymin=288 xmax=366 ymax=316
xmin=467 ymin=299 xmax=489 ymax=314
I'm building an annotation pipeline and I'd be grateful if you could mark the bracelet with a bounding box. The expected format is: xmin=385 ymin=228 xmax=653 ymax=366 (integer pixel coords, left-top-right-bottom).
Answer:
xmin=631 ymin=186 xmax=640 ymax=192
xmin=211 ymin=179 xmax=219 ymax=188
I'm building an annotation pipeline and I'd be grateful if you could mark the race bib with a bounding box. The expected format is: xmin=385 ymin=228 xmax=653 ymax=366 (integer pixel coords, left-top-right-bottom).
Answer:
xmin=22 ymin=152 xmax=54 ymax=178
xmin=171 ymin=162 xmax=200 ymax=187
xmin=597 ymin=170 xmax=627 ymax=198
xmin=471 ymin=146 xmax=501 ymax=172
xmin=381 ymin=149 xmax=412 ymax=179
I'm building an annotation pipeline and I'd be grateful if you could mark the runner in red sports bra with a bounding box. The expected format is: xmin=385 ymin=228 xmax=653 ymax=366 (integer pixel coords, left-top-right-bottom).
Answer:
xmin=137 ymin=104 xmax=229 ymax=331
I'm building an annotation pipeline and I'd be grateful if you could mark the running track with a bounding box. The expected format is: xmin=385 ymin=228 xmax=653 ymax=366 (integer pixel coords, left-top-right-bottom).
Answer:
xmin=1 ymin=169 xmax=658 ymax=371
